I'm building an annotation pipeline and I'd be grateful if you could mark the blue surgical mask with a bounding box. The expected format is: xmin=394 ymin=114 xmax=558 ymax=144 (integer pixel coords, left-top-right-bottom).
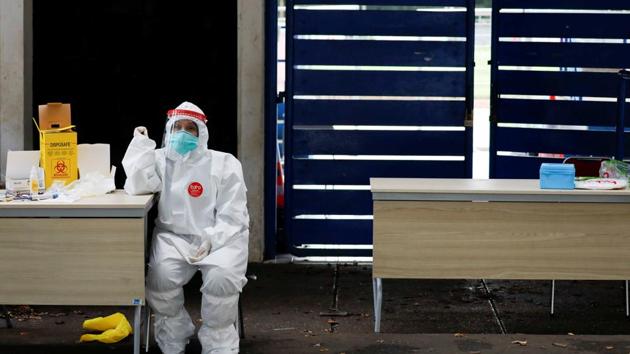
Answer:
xmin=169 ymin=130 xmax=198 ymax=155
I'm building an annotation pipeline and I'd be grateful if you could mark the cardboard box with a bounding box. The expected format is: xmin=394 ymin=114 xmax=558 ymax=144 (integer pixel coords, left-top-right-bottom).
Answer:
xmin=37 ymin=103 xmax=78 ymax=187
xmin=78 ymin=144 xmax=111 ymax=177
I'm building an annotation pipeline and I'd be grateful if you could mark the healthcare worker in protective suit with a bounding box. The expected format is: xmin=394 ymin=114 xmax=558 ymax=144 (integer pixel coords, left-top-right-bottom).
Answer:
xmin=122 ymin=101 xmax=249 ymax=354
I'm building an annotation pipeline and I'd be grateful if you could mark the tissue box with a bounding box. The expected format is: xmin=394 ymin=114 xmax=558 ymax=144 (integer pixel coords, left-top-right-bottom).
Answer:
xmin=540 ymin=163 xmax=575 ymax=189
xmin=5 ymin=150 xmax=41 ymax=193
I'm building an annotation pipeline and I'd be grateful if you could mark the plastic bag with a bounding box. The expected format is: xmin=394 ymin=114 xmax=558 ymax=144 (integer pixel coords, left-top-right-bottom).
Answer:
xmin=62 ymin=171 xmax=116 ymax=199
xmin=575 ymin=177 xmax=628 ymax=190
xmin=79 ymin=312 xmax=132 ymax=344
xmin=599 ymin=159 xmax=629 ymax=179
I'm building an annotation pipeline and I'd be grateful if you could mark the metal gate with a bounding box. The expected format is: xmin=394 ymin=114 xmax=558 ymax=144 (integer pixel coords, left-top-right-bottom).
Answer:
xmin=284 ymin=0 xmax=475 ymax=259
xmin=490 ymin=0 xmax=630 ymax=178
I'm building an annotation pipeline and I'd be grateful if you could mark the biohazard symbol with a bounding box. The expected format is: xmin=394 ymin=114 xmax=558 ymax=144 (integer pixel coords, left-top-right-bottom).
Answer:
xmin=55 ymin=160 xmax=68 ymax=174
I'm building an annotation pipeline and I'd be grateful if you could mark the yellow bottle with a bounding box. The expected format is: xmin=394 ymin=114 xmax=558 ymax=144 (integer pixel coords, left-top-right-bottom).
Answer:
xmin=29 ymin=166 xmax=39 ymax=196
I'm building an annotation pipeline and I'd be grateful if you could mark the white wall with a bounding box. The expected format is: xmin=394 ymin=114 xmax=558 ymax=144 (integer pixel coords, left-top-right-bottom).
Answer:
xmin=237 ymin=0 xmax=265 ymax=261
xmin=0 ymin=0 xmax=32 ymax=183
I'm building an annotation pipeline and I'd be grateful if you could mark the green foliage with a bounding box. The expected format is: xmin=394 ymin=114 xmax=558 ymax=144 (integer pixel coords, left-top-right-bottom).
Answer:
xmin=476 ymin=0 xmax=492 ymax=8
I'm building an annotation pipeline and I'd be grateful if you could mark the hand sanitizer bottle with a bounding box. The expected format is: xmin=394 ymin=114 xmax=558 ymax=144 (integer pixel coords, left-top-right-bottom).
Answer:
xmin=30 ymin=166 xmax=39 ymax=198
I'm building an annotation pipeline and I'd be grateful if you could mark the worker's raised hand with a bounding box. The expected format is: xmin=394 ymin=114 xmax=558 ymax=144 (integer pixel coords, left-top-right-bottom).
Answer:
xmin=188 ymin=240 xmax=212 ymax=263
xmin=133 ymin=126 xmax=148 ymax=137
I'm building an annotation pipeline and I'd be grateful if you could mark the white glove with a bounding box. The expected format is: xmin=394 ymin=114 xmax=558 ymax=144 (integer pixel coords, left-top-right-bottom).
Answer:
xmin=188 ymin=240 xmax=212 ymax=263
xmin=134 ymin=126 xmax=148 ymax=137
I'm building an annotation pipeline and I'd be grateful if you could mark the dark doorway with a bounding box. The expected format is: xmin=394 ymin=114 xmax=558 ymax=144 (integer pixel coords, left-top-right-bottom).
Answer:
xmin=33 ymin=1 xmax=237 ymax=187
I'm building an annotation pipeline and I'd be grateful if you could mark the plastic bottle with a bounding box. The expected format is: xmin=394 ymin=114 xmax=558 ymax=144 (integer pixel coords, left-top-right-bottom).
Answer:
xmin=30 ymin=166 xmax=39 ymax=196
xmin=38 ymin=167 xmax=45 ymax=193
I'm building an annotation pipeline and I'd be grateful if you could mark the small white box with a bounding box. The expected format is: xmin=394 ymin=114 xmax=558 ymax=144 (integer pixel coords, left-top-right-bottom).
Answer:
xmin=6 ymin=178 xmax=29 ymax=192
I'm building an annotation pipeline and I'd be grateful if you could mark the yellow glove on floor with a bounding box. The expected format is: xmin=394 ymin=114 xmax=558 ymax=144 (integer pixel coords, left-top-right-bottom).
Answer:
xmin=79 ymin=312 xmax=133 ymax=344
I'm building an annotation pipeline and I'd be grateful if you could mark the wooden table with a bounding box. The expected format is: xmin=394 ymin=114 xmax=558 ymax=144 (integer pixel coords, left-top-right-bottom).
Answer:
xmin=371 ymin=178 xmax=630 ymax=332
xmin=0 ymin=190 xmax=155 ymax=353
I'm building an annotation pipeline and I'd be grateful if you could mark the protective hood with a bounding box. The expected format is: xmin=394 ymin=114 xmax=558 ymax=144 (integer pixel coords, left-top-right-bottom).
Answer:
xmin=164 ymin=101 xmax=209 ymax=161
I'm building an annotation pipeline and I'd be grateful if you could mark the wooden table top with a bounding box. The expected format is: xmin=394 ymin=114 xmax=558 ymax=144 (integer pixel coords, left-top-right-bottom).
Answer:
xmin=370 ymin=178 xmax=630 ymax=202
xmin=0 ymin=190 xmax=155 ymax=217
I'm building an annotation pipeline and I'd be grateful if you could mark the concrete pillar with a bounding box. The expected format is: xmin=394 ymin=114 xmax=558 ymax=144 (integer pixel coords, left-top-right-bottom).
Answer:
xmin=237 ymin=0 xmax=265 ymax=261
xmin=0 ymin=0 xmax=32 ymax=184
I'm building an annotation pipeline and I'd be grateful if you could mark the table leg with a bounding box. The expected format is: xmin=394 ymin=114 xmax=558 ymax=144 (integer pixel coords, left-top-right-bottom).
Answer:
xmin=372 ymin=278 xmax=376 ymax=328
xmin=550 ymin=280 xmax=555 ymax=315
xmin=625 ymin=280 xmax=629 ymax=317
xmin=133 ymin=305 xmax=141 ymax=354
xmin=373 ymin=278 xmax=382 ymax=333
xmin=1 ymin=305 xmax=13 ymax=328
xmin=145 ymin=306 xmax=151 ymax=352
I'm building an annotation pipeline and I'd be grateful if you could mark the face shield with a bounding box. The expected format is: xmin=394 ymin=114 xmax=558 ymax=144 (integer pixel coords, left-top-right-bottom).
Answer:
xmin=164 ymin=105 xmax=208 ymax=160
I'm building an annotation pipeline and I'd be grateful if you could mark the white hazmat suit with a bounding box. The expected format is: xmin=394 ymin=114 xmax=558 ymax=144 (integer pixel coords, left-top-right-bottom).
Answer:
xmin=122 ymin=102 xmax=249 ymax=354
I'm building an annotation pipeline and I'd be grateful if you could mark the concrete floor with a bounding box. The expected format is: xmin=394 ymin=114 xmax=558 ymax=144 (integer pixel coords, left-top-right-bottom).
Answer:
xmin=1 ymin=263 xmax=630 ymax=353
